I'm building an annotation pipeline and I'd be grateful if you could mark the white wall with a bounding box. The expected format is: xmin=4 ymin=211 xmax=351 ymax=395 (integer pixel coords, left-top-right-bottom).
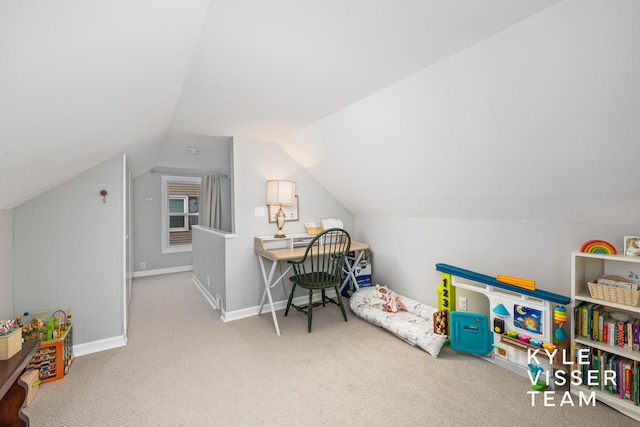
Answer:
xmin=13 ymin=154 xmax=125 ymax=348
xmin=0 ymin=210 xmax=13 ymax=319
xmin=223 ymin=137 xmax=355 ymax=313
xmin=357 ymin=217 xmax=640 ymax=307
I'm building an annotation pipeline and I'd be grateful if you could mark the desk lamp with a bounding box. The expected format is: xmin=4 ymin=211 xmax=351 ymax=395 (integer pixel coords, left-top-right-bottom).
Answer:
xmin=266 ymin=180 xmax=296 ymax=238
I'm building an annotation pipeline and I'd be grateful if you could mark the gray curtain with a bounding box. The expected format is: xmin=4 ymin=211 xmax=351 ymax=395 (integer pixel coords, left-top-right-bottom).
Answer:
xmin=199 ymin=175 xmax=222 ymax=229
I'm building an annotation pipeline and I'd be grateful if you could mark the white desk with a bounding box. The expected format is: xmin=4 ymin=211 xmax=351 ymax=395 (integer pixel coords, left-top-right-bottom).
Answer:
xmin=254 ymin=234 xmax=370 ymax=335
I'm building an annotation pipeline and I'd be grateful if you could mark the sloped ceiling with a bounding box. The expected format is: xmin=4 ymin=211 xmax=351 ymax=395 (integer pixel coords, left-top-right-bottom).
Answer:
xmin=0 ymin=0 xmax=211 ymax=209
xmin=171 ymin=0 xmax=563 ymax=140
xmin=0 ymin=0 xmax=564 ymax=210
xmin=279 ymin=1 xmax=640 ymax=225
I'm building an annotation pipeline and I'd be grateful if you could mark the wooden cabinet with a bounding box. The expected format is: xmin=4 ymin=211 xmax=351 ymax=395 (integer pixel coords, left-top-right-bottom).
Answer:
xmin=570 ymin=252 xmax=640 ymax=422
xmin=0 ymin=340 xmax=39 ymax=427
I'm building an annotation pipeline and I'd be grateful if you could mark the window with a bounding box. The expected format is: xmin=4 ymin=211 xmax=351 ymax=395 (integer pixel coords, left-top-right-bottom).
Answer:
xmin=161 ymin=175 xmax=201 ymax=253
xmin=169 ymin=196 xmax=199 ymax=231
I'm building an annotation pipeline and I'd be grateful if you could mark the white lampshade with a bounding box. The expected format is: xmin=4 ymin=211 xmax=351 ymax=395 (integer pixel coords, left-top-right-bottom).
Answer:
xmin=266 ymin=180 xmax=296 ymax=206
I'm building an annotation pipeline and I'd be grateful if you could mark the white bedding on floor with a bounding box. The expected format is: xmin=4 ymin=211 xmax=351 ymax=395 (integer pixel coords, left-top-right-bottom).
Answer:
xmin=349 ymin=286 xmax=447 ymax=357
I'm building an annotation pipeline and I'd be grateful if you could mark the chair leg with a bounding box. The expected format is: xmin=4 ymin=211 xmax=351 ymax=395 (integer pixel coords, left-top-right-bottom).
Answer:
xmin=307 ymin=289 xmax=313 ymax=333
xmin=321 ymin=289 xmax=326 ymax=306
xmin=285 ymin=283 xmax=296 ymax=316
xmin=335 ymin=286 xmax=348 ymax=322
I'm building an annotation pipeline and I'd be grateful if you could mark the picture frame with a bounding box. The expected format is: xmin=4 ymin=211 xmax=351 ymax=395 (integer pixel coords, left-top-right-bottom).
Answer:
xmin=624 ymin=236 xmax=640 ymax=257
xmin=513 ymin=305 xmax=542 ymax=334
xmin=268 ymin=196 xmax=299 ymax=223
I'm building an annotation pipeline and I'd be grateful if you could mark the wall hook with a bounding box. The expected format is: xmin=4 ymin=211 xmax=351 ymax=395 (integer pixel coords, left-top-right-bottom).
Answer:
xmin=100 ymin=189 xmax=108 ymax=203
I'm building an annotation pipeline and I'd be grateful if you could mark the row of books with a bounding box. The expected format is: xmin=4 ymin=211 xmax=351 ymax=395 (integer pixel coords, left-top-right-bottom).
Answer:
xmin=574 ymin=302 xmax=640 ymax=350
xmin=574 ymin=343 xmax=639 ymax=403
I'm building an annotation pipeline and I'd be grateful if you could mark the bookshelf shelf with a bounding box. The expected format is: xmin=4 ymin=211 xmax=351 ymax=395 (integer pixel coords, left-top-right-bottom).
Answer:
xmin=574 ymin=337 xmax=640 ymax=362
xmin=574 ymin=290 xmax=640 ymax=312
xmin=570 ymin=252 xmax=640 ymax=422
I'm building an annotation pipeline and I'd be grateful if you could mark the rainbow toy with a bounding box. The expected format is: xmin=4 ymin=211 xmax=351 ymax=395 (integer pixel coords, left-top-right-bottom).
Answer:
xmin=580 ymin=240 xmax=617 ymax=255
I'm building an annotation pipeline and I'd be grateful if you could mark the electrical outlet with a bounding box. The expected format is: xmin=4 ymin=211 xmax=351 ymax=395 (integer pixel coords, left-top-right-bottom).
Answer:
xmin=459 ymin=297 xmax=467 ymax=311
xmin=255 ymin=207 xmax=265 ymax=217
xmin=140 ymin=262 xmax=146 ymax=270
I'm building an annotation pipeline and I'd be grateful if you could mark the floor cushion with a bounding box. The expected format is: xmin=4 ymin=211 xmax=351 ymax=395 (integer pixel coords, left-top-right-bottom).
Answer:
xmin=350 ymin=286 xmax=447 ymax=357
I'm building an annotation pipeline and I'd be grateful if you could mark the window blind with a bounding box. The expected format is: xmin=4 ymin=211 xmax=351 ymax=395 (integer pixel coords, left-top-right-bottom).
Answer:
xmin=169 ymin=183 xmax=200 ymax=197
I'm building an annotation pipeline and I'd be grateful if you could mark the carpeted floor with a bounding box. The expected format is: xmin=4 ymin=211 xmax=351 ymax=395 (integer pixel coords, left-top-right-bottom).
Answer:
xmin=23 ymin=272 xmax=640 ymax=426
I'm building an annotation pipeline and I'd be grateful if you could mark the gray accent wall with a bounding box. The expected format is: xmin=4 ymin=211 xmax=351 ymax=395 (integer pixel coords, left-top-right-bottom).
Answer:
xmin=355 ymin=217 xmax=640 ymax=309
xmin=0 ymin=210 xmax=13 ymax=319
xmin=12 ymin=154 xmax=125 ymax=346
xmin=192 ymin=226 xmax=233 ymax=311
xmin=130 ymin=132 xmax=232 ymax=273
xmin=132 ymin=171 xmax=191 ymax=272
xmin=221 ymin=137 xmax=355 ymax=313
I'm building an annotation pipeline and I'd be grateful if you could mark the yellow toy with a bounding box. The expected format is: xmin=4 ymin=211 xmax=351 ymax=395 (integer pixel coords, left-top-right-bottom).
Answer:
xmin=542 ymin=342 xmax=556 ymax=352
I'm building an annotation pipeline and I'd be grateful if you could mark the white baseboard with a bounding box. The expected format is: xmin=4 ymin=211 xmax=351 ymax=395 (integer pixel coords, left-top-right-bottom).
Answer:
xmin=133 ymin=265 xmax=193 ymax=278
xmin=222 ymin=290 xmax=338 ymax=323
xmin=191 ymin=273 xmax=341 ymax=323
xmin=73 ymin=335 xmax=127 ymax=357
xmin=192 ymin=275 xmax=224 ymax=320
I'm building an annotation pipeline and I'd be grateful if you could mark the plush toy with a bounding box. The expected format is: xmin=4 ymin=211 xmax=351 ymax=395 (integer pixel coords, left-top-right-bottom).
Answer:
xmin=376 ymin=284 xmax=407 ymax=313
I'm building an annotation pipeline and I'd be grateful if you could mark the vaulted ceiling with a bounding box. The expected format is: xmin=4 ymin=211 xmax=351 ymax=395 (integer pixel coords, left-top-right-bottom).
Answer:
xmin=0 ymin=0 xmax=565 ymax=210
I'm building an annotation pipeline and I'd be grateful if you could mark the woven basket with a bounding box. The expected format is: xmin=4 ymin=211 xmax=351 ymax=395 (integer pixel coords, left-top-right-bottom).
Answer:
xmin=588 ymin=281 xmax=640 ymax=307
xmin=305 ymin=226 xmax=322 ymax=236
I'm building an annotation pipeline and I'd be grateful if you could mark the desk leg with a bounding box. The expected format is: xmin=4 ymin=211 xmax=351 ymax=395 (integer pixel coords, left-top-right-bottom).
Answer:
xmin=257 ymin=256 xmax=294 ymax=335
xmin=340 ymin=250 xmax=366 ymax=293
xmin=257 ymin=257 xmax=277 ymax=315
xmin=257 ymin=257 xmax=280 ymax=335
xmin=258 ymin=256 xmax=294 ymax=336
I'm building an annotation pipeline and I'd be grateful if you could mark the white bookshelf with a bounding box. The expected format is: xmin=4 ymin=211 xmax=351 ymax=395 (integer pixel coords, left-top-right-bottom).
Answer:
xmin=570 ymin=252 xmax=640 ymax=422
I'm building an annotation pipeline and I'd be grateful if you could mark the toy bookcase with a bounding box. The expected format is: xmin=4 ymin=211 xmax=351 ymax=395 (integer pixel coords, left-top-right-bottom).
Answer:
xmin=27 ymin=325 xmax=74 ymax=384
xmin=570 ymin=252 xmax=640 ymax=422
xmin=436 ymin=264 xmax=571 ymax=387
